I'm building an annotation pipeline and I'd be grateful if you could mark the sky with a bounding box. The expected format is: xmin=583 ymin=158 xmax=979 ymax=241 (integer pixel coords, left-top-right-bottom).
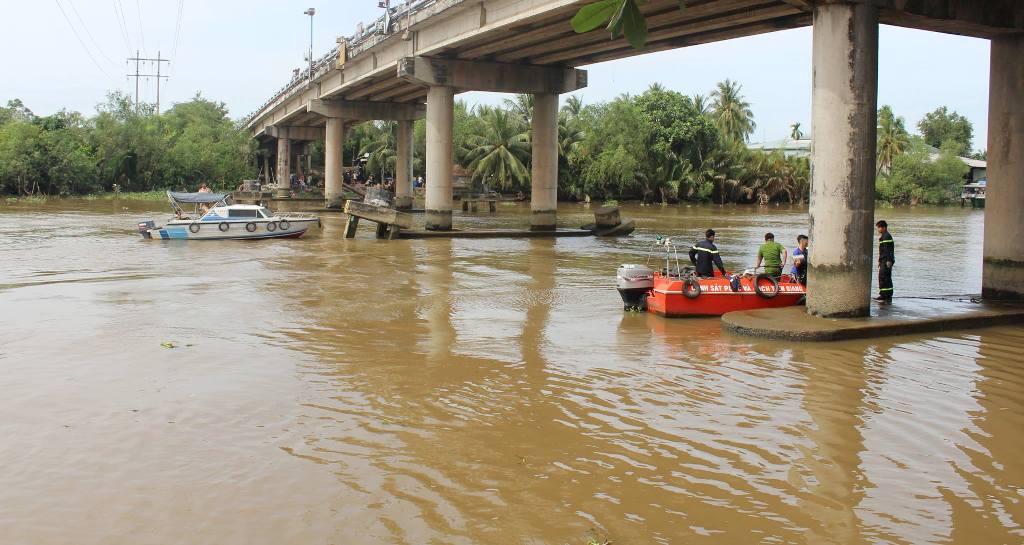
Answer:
xmin=0 ymin=1 xmax=992 ymax=150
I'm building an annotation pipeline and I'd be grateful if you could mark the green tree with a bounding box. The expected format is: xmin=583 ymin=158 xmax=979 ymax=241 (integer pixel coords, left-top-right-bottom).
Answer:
xmin=578 ymin=96 xmax=651 ymax=199
xmin=461 ymin=108 xmax=531 ymax=190
xmin=561 ymin=95 xmax=584 ymax=122
xmin=0 ymin=99 xmax=36 ymax=126
xmin=502 ymin=94 xmax=534 ymax=126
xmin=635 ymin=85 xmax=718 ymax=164
xmin=877 ymin=105 xmax=910 ymax=174
xmin=710 ymin=79 xmax=756 ymax=142
xmin=0 ymin=121 xmax=45 ymax=195
xmin=557 ymin=114 xmax=585 ymax=197
xmin=690 ymin=94 xmax=710 ymax=116
xmin=359 ymin=121 xmax=397 ymax=181
xmin=877 ymin=138 xmax=968 ymax=205
xmin=917 ymin=106 xmax=973 ymax=156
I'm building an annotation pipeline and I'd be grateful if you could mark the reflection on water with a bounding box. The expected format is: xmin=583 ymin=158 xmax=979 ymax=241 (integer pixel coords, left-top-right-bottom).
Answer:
xmin=0 ymin=200 xmax=1020 ymax=545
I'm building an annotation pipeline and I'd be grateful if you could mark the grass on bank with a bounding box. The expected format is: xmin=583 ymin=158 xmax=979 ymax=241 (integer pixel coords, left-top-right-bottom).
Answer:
xmin=3 ymin=190 xmax=170 ymax=204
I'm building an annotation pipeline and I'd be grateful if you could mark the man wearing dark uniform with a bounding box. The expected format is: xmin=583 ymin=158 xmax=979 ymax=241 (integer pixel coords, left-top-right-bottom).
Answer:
xmin=875 ymin=220 xmax=895 ymax=302
xmin=689 ymin=229 xmax=727 ymax=278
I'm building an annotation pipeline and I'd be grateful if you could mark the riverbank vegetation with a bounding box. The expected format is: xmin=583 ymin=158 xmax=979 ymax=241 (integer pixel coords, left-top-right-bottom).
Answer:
xmin=2 ymin=83 xmax=978 ymax=206
xmin=0 ymin=93 xmax=252 ymax=198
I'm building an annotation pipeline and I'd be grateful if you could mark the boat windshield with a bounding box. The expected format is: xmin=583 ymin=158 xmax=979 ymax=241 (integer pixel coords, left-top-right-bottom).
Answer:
xmin=258 ymin=207 xmax=276 ymax=218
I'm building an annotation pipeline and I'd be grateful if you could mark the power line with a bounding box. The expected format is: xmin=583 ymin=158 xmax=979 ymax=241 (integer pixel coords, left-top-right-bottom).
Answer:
xmin=134 ymin=0 xmax=147 ymax=54
xmin=54 ymin=0 xmax=116 ymax=83
xmin=112 ymin=0 xmax=133 ymax=53
xmin=65 ymin=0 xmax=118 ymax=68
xmin=169 ymin=0 xmax=184 ymax=78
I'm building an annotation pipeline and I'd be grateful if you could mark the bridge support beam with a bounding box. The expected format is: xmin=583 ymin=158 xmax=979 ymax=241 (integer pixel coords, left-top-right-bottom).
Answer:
xmin=275 ymin=136 xmax=292 ymax=198
xmin=395 ymin=120 xmax=414 ymax=210
xmin=399 ymin=56 xmax=587 ymax=95
xmin=425 ymin=85 xmax=455 ymax=231
xmin=307 ymin=99 xmax=425 ymax=122
xmin=324 ymin=117 xmax=345 ymax=209
xmin=531 ymin=93 xmax=558 ymax=231
xmin=807 ymin=1 xmax=878 ymax=318
xmin=983 ymin=34 xmax=1024 ymax=299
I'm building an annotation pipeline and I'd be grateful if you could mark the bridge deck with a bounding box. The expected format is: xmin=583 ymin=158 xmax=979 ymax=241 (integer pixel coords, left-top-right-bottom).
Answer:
xmin=246 ymin=0 xmax=1022 ymax=137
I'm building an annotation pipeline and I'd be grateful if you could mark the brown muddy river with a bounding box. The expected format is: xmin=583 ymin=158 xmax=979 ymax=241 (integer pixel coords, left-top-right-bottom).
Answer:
xmin=0 ymin=200 xmax=1020 ymax=545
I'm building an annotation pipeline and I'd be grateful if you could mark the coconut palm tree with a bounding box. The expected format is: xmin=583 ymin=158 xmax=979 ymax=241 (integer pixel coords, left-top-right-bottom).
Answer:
xmin=558 ymin=116 xmax=584 ymax=166
xmin=710 ymin=79 xmax=756 ymax=142
xmin=877 ymin=105 xmax=910 ymax=174
xmin=503 ymin=94 xmax=534 ymax=126
xmin=790 ymin=122 xmax=803 ymax=140
xmin=359 ymin=121 xmax=396 ymax=180
xmin=561 ymin=95 xmax=584 ymax=122
xmin=461 ymin=108 xmax=531 ymax=190
xmin=690 ymin=93 xmax=710 ymax=116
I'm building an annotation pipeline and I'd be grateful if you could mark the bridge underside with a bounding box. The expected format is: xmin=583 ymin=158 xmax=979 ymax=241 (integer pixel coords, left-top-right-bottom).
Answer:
xmin=250 ymin=0 xmax=1022 ymax=140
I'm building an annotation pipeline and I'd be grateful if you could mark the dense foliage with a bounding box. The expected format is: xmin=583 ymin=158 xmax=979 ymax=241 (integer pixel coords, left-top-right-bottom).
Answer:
xmin=342 ymin=82 xmax=804 ymax=204
xmin=2 ymin=83 xmax=977 ymax=206
xmin=875 ymin=105 xmax=971 ymax=205
xmin=0 ymin=93 xmax=253 ymax=196
xmin=917 ymin=105 xmax=974 ymax=157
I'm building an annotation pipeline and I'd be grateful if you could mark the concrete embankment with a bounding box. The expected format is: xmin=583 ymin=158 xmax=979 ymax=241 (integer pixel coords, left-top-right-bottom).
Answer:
xmin=722 ymin=299 xmax=1024 ymax=342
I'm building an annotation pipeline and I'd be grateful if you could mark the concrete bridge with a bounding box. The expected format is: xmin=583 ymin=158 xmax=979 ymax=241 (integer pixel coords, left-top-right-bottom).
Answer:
xmin=243 ymin=0 xmax=1024 ymax=318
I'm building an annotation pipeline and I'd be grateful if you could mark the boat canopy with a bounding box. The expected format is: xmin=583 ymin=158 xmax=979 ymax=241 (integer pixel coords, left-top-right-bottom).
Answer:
xmin=168 ymin=191 xmax=230 ymax=204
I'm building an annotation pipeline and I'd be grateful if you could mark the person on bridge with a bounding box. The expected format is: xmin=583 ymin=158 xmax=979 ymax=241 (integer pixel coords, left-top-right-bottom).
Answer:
xmin=755 ymin=232 xmax=788 ymax=277
xmin=689 ymin=229 xmax=727 ymax=278
xmin=791 ymin=234 xmax=809 ymax=285
xmin=875 ymin=220 xmax=895 ymax=303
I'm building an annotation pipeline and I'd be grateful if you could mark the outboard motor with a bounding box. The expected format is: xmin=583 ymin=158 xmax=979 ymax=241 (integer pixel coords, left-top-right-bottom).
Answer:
xmin=137 ymin=220 xmax=155 ymax=239
xmin=616 ymin=264 xmax=654 ymax=310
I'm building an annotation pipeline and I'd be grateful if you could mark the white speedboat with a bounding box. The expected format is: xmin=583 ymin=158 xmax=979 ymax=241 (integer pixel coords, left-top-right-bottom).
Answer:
xmin=138 ymin=191 xmax=320 ymax=240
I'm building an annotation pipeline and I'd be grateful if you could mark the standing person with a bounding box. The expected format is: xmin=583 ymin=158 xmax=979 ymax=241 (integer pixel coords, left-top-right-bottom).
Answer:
xmin=791 ymin=234 xmax=809 ymax=284
xmin=875 ymin=220 xmax=895 ymax=302
xmin=689 ymin=229 xmax=728 ymax=278
xmin=197 ymin=182 xmax=211 ymax=193
xmin=755 ymin=232 xmax=788 ymax=277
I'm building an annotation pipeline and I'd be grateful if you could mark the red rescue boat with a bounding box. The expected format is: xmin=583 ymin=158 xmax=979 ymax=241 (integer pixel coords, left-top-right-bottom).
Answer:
xmin=616 ymin=238 xmax=806 ymax=317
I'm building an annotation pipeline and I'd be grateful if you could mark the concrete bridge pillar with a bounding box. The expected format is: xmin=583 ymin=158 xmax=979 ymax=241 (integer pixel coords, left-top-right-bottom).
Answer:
xmin=324 ymin=117 xmax=345 ymax=209
xmin=275 ymin=136 xmax=292 ymax=198
xmin=531 ymin=93 xmax=559 ymax=231
xmin=395 ymin=119 xmax=414 ymax=210
xmin=425 ymin=85 xmax=455 ymax=230
xmin=984 ymin=34 xmax=1024 ymax=300
xmin=807 ymin=1 xmax=879 ymax=318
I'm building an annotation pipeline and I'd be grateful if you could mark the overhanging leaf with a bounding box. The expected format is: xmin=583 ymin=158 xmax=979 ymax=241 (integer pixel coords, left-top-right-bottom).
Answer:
xmin=621 ymin=0 xmax=648 ymax=48
xmin=570 ymin=0 xmax=621 ymax=34
xmin=607 ymin=0 xmax=628 ymax=39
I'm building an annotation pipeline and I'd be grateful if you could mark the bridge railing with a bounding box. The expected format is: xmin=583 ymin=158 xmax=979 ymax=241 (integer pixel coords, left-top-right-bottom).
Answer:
xmin=242 ymin=0 xmax=444 ymax=129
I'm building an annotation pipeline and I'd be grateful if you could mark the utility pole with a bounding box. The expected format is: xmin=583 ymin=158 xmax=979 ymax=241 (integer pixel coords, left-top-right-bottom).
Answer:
xmin=127 ymin=51 xmax=170 ymax=114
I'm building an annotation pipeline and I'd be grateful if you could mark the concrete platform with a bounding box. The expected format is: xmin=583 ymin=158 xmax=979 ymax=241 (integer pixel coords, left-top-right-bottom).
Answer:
xmin=722 ymin=298 xmax=1024 ymax=341
xmin=399 ymin=228 xmax=594 ymax=240
xmin=318 ymin=207 xmax=425 ymax=214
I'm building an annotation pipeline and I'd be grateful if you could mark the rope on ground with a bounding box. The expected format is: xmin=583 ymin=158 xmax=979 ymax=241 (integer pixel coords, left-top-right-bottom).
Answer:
xmin=892 ymin=294 xmax=983 ymax=303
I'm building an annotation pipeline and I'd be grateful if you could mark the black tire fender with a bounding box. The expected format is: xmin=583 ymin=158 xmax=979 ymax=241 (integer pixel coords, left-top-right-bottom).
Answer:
xmin=218 ymin=222 xmax=229 ymax=232
xmin=245 ymin=222 xmax=257 ymax=233
xmin=188 ymin=223 xmax=200 ymax=233
xmin=279 ymin=220 xmax=290 ymax=230
xmin=755 ymin=274 xmax=780 ymax=299
xmin=266 ymin=221 xmax=278 ymax=232
xmin=683 ymin=277 xmax=702 ymax=299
